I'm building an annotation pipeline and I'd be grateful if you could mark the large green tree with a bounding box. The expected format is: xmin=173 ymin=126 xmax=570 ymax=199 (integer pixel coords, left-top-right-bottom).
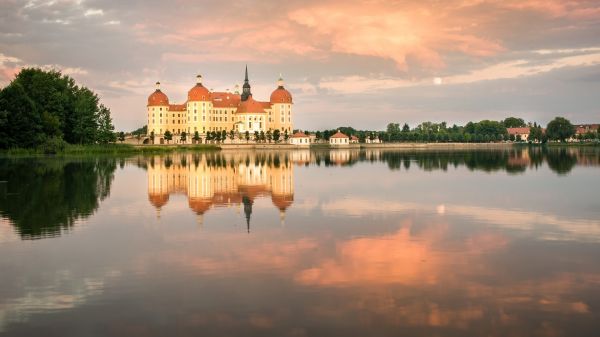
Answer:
xmin=503 ymin=117 xmax=526 ymax=128
xmin=546 ymin=117 xmax=575 ymax=142
xmin=0 ymin=68 xmax=115 ymax=148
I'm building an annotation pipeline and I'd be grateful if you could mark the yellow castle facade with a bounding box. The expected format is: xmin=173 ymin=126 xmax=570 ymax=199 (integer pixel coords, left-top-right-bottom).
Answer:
xmin=146 ymin=66 xmax=293 ymax=144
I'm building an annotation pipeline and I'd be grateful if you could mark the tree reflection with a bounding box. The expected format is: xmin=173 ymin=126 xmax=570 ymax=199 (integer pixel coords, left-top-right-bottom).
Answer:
xmin=0 ymin=157 xmax=117 ymax=239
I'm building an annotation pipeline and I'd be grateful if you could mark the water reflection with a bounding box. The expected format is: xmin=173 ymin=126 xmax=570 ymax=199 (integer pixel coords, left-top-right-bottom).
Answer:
xmin=0 ymin=157 xmax=117 ymax=239
xmin=142 ymin=152 xmax=295 ymax=231
xmin=0 ymin=147 xmax=599 ymax=336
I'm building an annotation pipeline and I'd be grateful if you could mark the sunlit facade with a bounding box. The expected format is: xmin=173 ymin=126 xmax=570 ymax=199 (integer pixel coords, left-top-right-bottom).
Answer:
xmin=146 ymin=67 xmax=293 ymax=144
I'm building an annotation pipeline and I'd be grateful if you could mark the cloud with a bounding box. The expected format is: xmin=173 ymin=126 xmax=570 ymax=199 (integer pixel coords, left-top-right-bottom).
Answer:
xmin=84 ymin=9 xmax=104 ymax=17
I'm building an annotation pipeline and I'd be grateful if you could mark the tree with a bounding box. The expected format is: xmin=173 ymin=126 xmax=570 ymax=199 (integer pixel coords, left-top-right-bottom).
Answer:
xmin=96 ymin=105 xmax=116 ymax=144
xmin=259 ymin=131 xmax=266 ymax=143
xmin=273 ymin=129 xmax=280 ymax=142
xmin=117 ymin=131 xmax=125 ymax=143
xmin=546 ymin=117 xmax=574 ymax=142
xmin=266 ymin=130 xmax=272 ymax=143
xmin=0 ymin=68 xmax=115 ymax=149
xmin=529 ymin=126 xmax=543 ymax=143
xmin=315 ymin=131 xmax=322 ymax=141
xmin=192 ymin=131 xmax=200 ymax=143
xmin=503 ymin=117 xmax=526 ymax=128
xmin=136 ymin=133 xmax=141 ymax=143
xmin=221 ymin=130 xmax=227 ymax=143
xmin=402 ymin=123 xmax=410 ymax=133
xmin=229 ymin=130 xmax=235 ymax=142
xmin=180 ymin=131 xmax=187 ymax=142
xmin=0 ymin=82 xmax=42 ymax=148
xmin=253 ymin=131 xmax=259 ymax=142
xmin=284 ymin=130 xmax=289 ymax=142
xmin=164 ymin=130 xmax=173 ymax=144
xmin=150 ymin=131 xmax=155 ymax=144
xmin=245 ymin=131 xmax=250 ymax=143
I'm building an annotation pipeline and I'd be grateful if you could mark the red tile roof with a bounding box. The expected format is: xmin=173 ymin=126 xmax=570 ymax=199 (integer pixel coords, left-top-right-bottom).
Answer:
xmin=188 ymin=84 xmax=211 ymax=101
xmin=211 ymin=92 xmax=241 ymax=108
xmin=507 ymin=127 xmax=530 ymax=135
xmin=147 ymin=90 xmax=169 ymax=106
xmin=330 ymin=131 xmax=349 ymax=139
xmin=236 ymin=96 xmax=267 ymax=114
xmin=270 ymin=87 xmax=293 ymax=104
xmin=291 ymin=131 xmax=308 ymax=138
xmin=169 ymin=104 xmax=186 ymax=111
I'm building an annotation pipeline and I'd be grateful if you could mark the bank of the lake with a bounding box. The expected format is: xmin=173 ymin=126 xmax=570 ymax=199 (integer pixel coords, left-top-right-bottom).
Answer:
xmin=1 ymin=143 xmax=220 ymax=156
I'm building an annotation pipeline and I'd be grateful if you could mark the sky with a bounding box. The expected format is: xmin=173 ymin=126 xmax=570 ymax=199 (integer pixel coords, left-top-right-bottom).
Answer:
xmin=0 ymin=0 xmax=599 ymax=131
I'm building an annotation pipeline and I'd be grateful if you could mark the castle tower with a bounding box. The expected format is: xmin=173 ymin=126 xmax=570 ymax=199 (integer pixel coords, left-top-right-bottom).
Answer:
xmin=241 ymin=65 xmax=252 ymax=102
xmin=147 ymin=81 xmax=170 ymax=138
xmin=269 ymin=74 xmax=293 ymax=133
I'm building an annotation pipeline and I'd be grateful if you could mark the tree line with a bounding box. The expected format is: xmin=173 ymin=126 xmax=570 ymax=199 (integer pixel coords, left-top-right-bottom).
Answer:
xmin=0 ymin=68 xmax=116 ymax=151
xmin=304 ymin=117 xmax=598 ymax=143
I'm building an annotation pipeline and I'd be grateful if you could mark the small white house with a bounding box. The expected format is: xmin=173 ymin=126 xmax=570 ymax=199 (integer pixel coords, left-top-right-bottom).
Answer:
xmin=289 ymin=131 xmax=310 ymax=146
xmin=329 ymin=130 xmax=349 ymax=146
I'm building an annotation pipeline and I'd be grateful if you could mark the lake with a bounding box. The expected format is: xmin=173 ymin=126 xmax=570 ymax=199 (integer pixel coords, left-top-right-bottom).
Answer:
xmin=1 ymin=147 xmax=599 ymax=336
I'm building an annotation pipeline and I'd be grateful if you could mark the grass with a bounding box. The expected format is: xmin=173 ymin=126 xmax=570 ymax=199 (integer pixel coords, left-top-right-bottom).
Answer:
xmin=1 ymin=143 xmax=221 ymax=156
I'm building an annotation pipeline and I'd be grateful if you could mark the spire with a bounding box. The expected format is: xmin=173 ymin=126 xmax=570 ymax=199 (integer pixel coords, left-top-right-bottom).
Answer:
xmin=241 ymin=65 xmax=251 ymax=101
xmin=243 ymin=195 xmax=253 ymax=233
xmin=277 ymin=73 xmax=284 ymax=88
xmin=155 ymin=81 xmax=161 ymax=91
xmin=280 ymin=209 xmax=286 ymax=226
xmin=196 ymin=74 xmax=202 ymax=85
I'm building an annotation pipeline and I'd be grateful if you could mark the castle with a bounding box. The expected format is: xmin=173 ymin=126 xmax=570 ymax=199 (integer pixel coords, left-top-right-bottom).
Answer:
xmin=147 ymin=66 xmax=293 ymax=144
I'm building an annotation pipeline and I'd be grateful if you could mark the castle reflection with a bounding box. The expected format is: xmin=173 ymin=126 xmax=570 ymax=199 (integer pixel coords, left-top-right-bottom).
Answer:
xmin=145 ymin=152 xmax=296 ymax=230
xmin=142 ymin=147 xmax=600 ymax=227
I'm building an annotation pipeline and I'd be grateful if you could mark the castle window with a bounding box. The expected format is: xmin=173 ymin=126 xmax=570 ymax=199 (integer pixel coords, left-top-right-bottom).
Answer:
xmin=160 ymin=107 xmax=162 ymax=111
xmin=194 ymin=116 xmax=197 ymax=121
xmin=202 ymin=116 xmax=205 ymax=121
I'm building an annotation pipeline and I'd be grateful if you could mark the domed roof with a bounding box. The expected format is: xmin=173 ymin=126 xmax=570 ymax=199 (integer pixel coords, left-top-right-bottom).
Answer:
xmin=188 ymin=84 xmax=211 ymax=101
xmin=148 ymin=194 xmax=169 ymax=208
xmin=270 ymin=87 xmax=292 ymax=104
xmin=236 ymin=96 xmax=267 ymax=114
xmin=272 ymin=194 xmax=293 ymax=211
xmin=148 ymin=82 xmax=169 ymax=106
xmin=188 ymin=198 xmax=212 ymax=215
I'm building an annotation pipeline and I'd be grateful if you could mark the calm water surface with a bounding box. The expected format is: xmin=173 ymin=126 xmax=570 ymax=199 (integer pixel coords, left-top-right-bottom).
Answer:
xmin=1 ymin=147 xmax=600 ymax=336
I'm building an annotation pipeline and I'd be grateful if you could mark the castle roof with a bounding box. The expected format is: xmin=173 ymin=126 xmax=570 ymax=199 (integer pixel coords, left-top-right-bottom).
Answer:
xmin=169 ymin=104 xmax=186 ymax=111
xmin=211 ymin=92 xmax=241 ymax=108
xmin=188 ymin=83 xmax=211 ymax=101
xmin=270 ymin=87 xmax=293 ymax=104
xmin=236 ymin=96 xmax=268 ymax=114
xmin=272 ymin=194 xmax=293 ymax=211
xmin=148 ymin=194 xmax=169 ymax=208
xmin=148 ymin=89 xmax=169 ymax=106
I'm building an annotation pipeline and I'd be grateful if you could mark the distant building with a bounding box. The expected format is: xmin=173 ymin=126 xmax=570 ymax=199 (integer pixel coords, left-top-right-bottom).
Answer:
xmin=289 ymin=131 xmax=310 ymax=146
xmin=146 ymin=66 xmax=293 ymax=144
xmin=365 ymin=136 xmax=381 ymax=144
xmin=350 ymin=135 xmax=359 ymax=144
xmin=329 ymin=130 xmax=349 ymax=146
xmin=507 ymin=127 xmax=530 ymax=141
xmin=574 ymin=124 xmax=599 ymax=135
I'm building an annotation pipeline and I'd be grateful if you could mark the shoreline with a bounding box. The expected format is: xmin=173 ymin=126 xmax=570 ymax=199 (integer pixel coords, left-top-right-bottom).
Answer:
xmin=2 ymin=141 xmax=598 ymax=156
